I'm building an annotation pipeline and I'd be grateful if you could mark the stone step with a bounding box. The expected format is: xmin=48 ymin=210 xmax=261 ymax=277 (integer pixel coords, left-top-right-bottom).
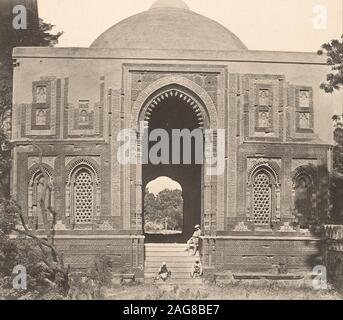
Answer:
xmin=145 ymin=248 xmax=190 ymax=253
xmin=145 ymin=259 xmax=198 ymax=265
xmin=145 ymin=278 xmax=204 ymax=285
xmin=145 ymin=261 xmax=195 ymax=267
xmin=145 ymin=257 xmax=198 ymax=263
xmin=144 ymin=243 xmax=201 ymax=281
xmin=145 ymin=248 xmax=198 ymax=254
xmin=145 ymin=272 xmax=202 ymax=279
xmin=145 ymin=251 xmax=198 ymax=257
xmin=145 ymin=261 xmax=198 ymax=268
xmin=145 ymin=258 xmax=198 ymax=265
xmin=145 ymin=243 xmax=187 ymax=248
xmin=145 ymin=245 xmax=188 ymax=252
xmin=145 ymin=267 xmax=195 ymax=273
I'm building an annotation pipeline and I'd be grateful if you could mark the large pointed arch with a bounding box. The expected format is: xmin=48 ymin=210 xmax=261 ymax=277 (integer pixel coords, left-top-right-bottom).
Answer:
xmin=129 ymin=75 xmax=221 ymax=235
xmin=131 ymin=75 xmax=218 ymax=130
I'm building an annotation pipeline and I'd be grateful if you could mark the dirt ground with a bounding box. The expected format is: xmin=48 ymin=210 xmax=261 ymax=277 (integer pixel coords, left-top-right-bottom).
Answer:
xmin=104 ymin=279 xmax=342 ymax=300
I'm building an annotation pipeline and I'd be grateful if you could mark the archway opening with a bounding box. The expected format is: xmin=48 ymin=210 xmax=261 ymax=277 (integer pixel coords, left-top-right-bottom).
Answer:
xmin=142 ymin=88 xmax=203 ymax=243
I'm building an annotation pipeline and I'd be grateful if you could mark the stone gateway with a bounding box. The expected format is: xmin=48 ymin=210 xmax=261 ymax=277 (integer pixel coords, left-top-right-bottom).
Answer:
xmin=11 ymin=0 xmax=336 ymax=279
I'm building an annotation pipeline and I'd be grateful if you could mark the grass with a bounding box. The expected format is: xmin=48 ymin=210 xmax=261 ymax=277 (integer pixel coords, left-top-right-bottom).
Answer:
xmin=104 ymin=279 xmax=342 ymax=300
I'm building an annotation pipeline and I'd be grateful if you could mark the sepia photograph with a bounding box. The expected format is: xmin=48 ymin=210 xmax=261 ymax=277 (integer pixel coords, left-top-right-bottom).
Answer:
xmin=0 ymin=0 xmax=343 ymax=306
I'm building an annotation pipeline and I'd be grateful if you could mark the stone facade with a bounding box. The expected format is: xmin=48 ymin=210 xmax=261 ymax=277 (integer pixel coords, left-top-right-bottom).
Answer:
xmin=203 ymin=236 xmax=321 ymax=274
xmin=11 ymin=2 xmax=339 ymax=276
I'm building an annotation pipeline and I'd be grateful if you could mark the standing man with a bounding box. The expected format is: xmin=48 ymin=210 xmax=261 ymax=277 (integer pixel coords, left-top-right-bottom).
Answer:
xmin=186 ymin=224 xmax=202 ymax=255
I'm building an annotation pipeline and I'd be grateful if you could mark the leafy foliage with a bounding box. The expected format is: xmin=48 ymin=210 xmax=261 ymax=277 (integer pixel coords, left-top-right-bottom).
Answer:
xmin=0 ymin=17 xmax=62 ymax=199
xmin=0 ymin=199 xmax=67 ymax=300
xmin=67 ymin=255 xmax=113 ymax=300
xmin=144 ymin=189 xmax=183 ymax=232
xmin=0 ymin=10 xmax=64 ymax=299
xmin=330 ymin=116 xmax=343 ymax=223
xmin=317 ymin=35 xmax=343 ymax=93
xmin=318 ymin=36 xmax=343 ymax=223
xmin=333 ymin=116 xmax=343 ymax=173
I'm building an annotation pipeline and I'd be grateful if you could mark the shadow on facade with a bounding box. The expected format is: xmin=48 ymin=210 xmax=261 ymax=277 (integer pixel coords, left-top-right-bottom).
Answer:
xmin=299 ymin=164 xmax=330 ymax=272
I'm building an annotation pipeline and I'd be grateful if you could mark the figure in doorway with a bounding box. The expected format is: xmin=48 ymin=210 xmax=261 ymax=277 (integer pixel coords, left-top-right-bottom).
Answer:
xmin=190 ymin=259 xmax=203 ymax=278
xmin=154 ymin=262 xmax=171 ymax=282
xmin=185 ymin=224 xmax=202 ymax=255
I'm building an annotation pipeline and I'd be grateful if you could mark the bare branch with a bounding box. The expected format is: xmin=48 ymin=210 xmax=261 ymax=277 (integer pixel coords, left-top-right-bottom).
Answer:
xmin=14 ymin=206 xmax=62 ymax=269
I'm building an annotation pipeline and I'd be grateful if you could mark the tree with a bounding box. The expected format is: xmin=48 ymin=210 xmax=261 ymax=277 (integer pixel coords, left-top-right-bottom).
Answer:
xmin=13 ymin=146 xmax=70 ymax=293
xmin=0 ymin=3 xmax=64 ymax=299
xmin=318 ymin=36 xmax=343 ymax=223
xmin=330 ymin=116 xmax=343 ymax=223
xmin=0 ymin=3 xmax=63 ymax=198
xmin=0 ymin=151 xmax=70 ymax=299
xmin=144 ymin=189 xmax=183 ymax=232
xmin=317 ymin=35 xmax=343 ymax=93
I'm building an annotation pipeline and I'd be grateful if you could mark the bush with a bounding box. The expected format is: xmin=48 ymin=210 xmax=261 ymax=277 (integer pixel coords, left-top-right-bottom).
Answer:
xmin=67 ymin=255 xmax=113 ymax=300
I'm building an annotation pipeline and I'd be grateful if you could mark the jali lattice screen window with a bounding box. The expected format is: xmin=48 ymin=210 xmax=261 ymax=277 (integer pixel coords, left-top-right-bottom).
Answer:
xmin=65 ymin=159 xmax=101 ymax=225
xmin=252 ymin=170 xmax=272 ymax=225
xmin=73 ymin=169 xmax=94 ymax=224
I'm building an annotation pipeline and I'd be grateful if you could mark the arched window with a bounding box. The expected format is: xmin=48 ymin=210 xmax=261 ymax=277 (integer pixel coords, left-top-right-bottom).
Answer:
xmin=71 ymin=167 xmax=95 ymax=224
xmin=28 ymin=168 xmax=53 ymax=220
xmin=65 ymin=160 xmax=101 ymax=225
xmin=247 ymin=163 xmax=281 ymax=227
xmin=252 ymin=169 xmax=272 ymax=226
xmin=294 ymin=173 xmax=313 ymax=226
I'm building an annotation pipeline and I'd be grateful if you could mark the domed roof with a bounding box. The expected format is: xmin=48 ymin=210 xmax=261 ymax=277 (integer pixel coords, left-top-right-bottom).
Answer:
xmin=150 ymin=0 xmax=190 ymax=10
xmin=90 ymin=0 xmax=247 ymax=51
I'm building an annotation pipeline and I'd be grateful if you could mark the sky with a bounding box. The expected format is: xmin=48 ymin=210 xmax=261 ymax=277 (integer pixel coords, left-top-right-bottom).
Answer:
xmin=146 ymin=176 xmax=182 ymax=195
xmin=38 ymin=0 xmax=343 ymax=52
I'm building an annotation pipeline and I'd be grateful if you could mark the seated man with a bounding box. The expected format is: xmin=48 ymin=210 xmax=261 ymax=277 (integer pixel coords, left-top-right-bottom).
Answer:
xmin=191 ymin=259 xmax=203 ymax=278
xmin=186 ymin=225 xmax=202 ymax=255
xmin=154 ymin=262 xmax=171 ymax=282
